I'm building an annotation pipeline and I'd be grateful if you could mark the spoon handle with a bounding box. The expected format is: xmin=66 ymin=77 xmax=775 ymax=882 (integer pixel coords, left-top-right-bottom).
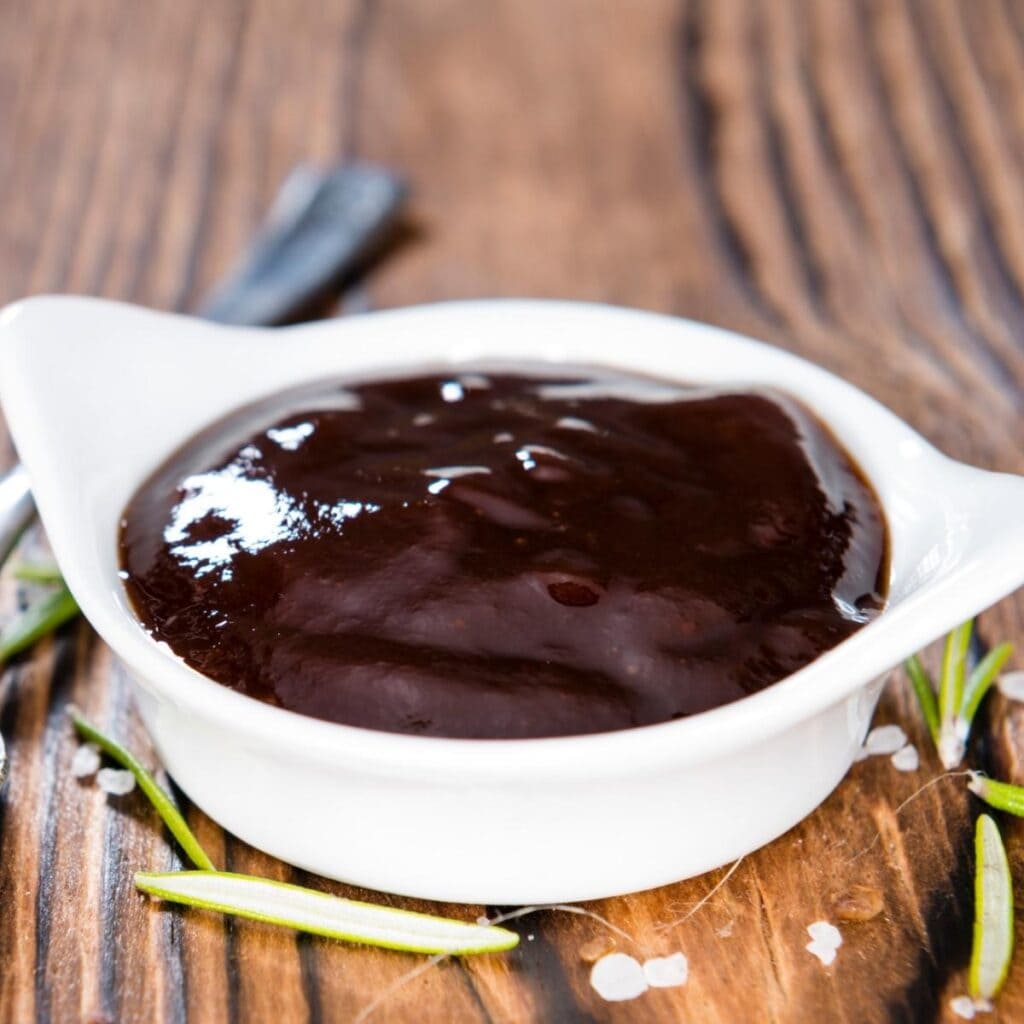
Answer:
xmin=0 ymin=163 xmax=407 ymax=561
xmin=0 ymin=464 xmax=34 ymax=570
xmin=198 ymin=163 xmax=407 ymax=325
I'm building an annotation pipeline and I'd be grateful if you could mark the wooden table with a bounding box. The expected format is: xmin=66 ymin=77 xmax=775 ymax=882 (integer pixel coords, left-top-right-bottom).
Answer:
xmin=2 ymin=1 xmax=1023 ymax=1020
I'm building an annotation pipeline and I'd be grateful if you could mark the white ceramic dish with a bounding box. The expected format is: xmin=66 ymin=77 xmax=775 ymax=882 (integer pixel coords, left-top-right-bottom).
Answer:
xmin=1 ymin=295 xmax=1023 ymax=904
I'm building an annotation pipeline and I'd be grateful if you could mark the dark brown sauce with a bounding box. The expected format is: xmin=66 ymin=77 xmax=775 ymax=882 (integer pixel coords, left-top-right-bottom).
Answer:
xmin=119 ymin=367 xmax=888 ymax=739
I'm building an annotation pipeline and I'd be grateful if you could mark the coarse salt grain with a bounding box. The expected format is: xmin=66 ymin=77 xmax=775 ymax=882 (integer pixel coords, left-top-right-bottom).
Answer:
xmin=950 ymin=995 xmax=976 ymax=1019
xmin=642 ymin=953 xmax=688 ymax=988
xmin=998 ymin=670 xmax=1024 ymax=703
xmin=807 ymin=921 xmax=842 ymax=945
xmin=805 ymin=921 xmax=842 ymax=966
xmin=806 ymin=940 xmax=838 ymax=966
xmin=950 ymin=996 xmax=992 ymax=1019
xmin=891 ymin=744 xmax=919 ymax=772
xmin=71 ymin=743 xmax=101 ymax=778
xmin=96 ymin=768 xmax=136 ymax=796
xmin=589 ymin=953 xmax=648 ymax=1002
xmin=864 ymin=725 xmax=907 ymax=756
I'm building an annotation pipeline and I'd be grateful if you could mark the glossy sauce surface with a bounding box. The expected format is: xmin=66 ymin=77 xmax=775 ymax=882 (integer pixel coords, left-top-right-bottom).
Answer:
xmin=119 ymin=368 xmax=887 ymax=739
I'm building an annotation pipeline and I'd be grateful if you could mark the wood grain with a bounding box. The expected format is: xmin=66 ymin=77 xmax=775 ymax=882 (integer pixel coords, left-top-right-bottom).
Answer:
xmin=1 ymin=1 xmax=1022 ymax=1021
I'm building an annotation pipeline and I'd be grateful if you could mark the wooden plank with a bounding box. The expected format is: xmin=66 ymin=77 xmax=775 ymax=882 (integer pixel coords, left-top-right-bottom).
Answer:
xmin=0 ymin=0 xmax=1021 ymax=1020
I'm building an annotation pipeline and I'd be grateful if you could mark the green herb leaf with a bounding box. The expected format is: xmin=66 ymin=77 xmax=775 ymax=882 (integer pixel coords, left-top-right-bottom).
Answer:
xmin=969 ymin=773 xmax=1024 ymax=818
xmin=904 ymin=655 xmax=939 ymax=747
xmin=961 ymin=644 xmax=1014 ymax=728
xmin=69 ymin=708 xmax=215 ymax=871
xmin=12 ymin=560 xmax=65 ymax=584
xmin=940 ymin=620 xmax=974 ymax=721
xmin=135 ymin=870 xmax=519 ymax=955
xmin=938 ymin=620 xmax=973 ymax=769
xmin=970 ymin=814 xmax=1014 ymax=1002
xmin=0 ymin=585 xmax=79 ymax=664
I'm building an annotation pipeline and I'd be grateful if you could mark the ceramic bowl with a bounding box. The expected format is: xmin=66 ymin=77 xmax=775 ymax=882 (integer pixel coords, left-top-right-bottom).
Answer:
xmin=2 ymin=296 xmax=1023 ymax=904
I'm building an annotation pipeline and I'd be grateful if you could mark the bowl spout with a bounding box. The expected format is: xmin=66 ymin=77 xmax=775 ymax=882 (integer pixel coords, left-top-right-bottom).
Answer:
xmin=0 ymin=297 xmax=290 ymax=512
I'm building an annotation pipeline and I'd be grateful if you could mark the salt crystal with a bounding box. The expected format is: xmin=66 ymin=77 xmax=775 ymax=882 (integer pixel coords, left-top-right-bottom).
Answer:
xmin=589 ymin=953 xmax=648 ymax=1002
xmin=805 ymin=921 xmax=842 ymax=966
xmin=998 ymin=670 xmax=1024 ymax=702
xmin=71 ymin=743 xmax=101 ymax=778
xmin=717 ymin=921 xmax=734 ymax=938
xmin=806 ymin=940 xmax=838 ymax=966
xmin=864 ymin=724 xmax=907 ymax=756
xmin=97 ymin=768 xmax=136 ymax=796
xmin=807 ymin=921 xmax=842 ymax=946
xmin=642 ymin=953 xmax=688 ymax=988
xmin=950 ymin=995 xmax=976 ymax=1019
xmin=891 ymin=744 xmax=919 ymax=772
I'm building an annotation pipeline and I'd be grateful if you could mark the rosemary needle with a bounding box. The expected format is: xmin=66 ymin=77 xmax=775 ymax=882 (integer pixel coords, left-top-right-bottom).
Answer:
xmin=0 ymin=585 xmax=79 ymax=665
xmin=135 ymin=871 xmax=519 ymax=956
xmin=12 ymin=560 xmax=65 ymax=584
xmin=906 ymin=627 xmax=1015 ymax=769
xmin=69 ymin=708 xmax=215 ymax=871
xmin=904 ymin=655 xmax=939 ymax=747
xmin=970 ymin=814 xmax=1014 ymax=1003
xmin=938 ymin=621 xmax=973 ymax=770
xmin=969 ymin=773 xmax=1024 ymax=819
xmin=960 ymin=644 xmax=1014 ymax=730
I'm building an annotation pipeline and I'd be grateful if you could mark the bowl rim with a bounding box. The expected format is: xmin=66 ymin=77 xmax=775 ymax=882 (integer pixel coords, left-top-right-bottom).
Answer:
xmin=2 ymin=295 xmax=1024 ymax=781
